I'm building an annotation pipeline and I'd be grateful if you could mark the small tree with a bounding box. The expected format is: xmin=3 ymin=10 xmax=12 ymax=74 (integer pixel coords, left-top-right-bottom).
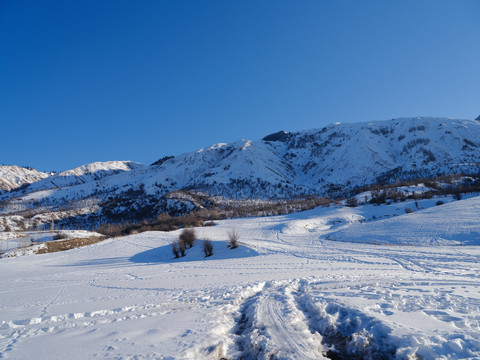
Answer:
xmin=180 ymin=228 xmax=196 ymax=248
xmin=228 ymin=229 xmax=239 ymax=249
xmin=203 ymin=239 xmax=213 ymax=257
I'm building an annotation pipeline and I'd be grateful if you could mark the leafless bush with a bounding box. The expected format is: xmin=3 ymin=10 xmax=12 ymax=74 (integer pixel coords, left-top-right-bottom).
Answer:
xmin=179 ymin=239 xmax=186 ymax=256
xmin=405 ymin=207 xmax=414 ymax=214
xmin=180 ymin=228 xmax=196 ymax=248
xmin=228 ymin=229 xmax=239 ymax=249
xmin=436 ymin=200 xmax=444 ymax=206
xmin=346 ymin=197 xmax=358 ymax=207
xmin=172 ymin=241 xmax=180 ymax=258
xmin=97 ymin=223 xmax=125 ymax=237
xmin=203 ymin=239 xmax=213 ymax=257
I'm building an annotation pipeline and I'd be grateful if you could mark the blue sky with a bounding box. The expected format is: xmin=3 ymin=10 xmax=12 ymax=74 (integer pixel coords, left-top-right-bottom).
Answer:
xmin=1 ymin=1 xmax=479 ymax=171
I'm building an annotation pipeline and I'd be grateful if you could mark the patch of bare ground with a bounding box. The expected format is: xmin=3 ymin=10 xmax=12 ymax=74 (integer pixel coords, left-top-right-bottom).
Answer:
xmin=36 ymin=236 xmax=106 ymax=254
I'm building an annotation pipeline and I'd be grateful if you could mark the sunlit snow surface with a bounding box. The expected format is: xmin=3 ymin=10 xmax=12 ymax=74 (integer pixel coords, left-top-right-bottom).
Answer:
xmin=1 ymin=197 xmax=480 ymax=359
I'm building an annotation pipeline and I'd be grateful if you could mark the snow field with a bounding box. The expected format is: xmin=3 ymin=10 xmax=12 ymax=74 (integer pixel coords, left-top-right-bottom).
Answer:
xmin=333 ymin=195 xmax=480 ymax=246
xmin=0 ymin=196 xmax=480 ymax=359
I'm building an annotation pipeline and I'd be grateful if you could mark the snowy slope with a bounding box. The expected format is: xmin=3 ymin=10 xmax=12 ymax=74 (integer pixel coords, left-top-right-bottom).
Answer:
xmin=330 ymin=195 xmax=480 ymax=246
xmin=1 ymin=196 xmax=479 ymax=359
xmin=0 ymin=166 xmax=49 ymax=191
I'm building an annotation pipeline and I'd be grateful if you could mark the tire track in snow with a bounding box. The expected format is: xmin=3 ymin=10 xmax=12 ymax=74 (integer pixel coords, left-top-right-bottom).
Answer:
xmin=292 ymin=281 xmax=398 ymax=360
xmin=210 ymin=280 xmax=403 ymax=360
xmin=229 ymin=281 xmax=325 ymax=359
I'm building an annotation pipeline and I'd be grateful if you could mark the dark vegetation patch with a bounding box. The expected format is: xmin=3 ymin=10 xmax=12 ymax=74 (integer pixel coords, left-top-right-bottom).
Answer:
xmin=262 ymin=130 xmax=292 ymax=142
xmin=36 ymin=236 xmax=106 ymax=254
xmin=150 ymin=155 xmax=175 ymax=166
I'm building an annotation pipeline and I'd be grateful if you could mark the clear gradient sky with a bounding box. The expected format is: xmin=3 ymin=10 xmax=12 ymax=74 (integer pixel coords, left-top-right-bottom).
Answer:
xmin=1 ymin=1 xmax=479 ymax=171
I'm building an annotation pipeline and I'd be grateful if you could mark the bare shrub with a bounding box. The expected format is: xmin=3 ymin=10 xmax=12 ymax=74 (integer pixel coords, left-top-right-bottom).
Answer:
xmin=436 ymin=200 xmax=444 ymax=206
xmin=97 ymin=223 xmax=124 ymax=237
xmin=179 ymin=239 xmax=186 ymax=257
xmin=228 ymin=229 xmax=239 ymax=249
xmin=172 ymin=241 xmax=180 ymax=258
xmin=203 ymin=239 xmax=213 ymax=257
xmin=405 ymin=207 xmax=414 ymax=214
xmin=180 ymin=228 xmax=196 ymax=248
xmin=346 ymin=197 xmax=358 ymax=207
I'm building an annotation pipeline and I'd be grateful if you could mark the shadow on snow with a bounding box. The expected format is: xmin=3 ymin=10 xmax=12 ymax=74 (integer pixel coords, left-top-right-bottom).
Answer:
xmin=129 ymin=240 xmax=259 ymax=264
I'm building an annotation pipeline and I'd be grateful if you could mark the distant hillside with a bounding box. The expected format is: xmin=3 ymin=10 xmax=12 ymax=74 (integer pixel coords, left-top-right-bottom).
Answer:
xmin=24 ymin=161 xmax=145 ymax=192
xmin=0 ymin=166 xmax=49 ymax=192
xmin=1 ymin=116 xmax=480 ymax=230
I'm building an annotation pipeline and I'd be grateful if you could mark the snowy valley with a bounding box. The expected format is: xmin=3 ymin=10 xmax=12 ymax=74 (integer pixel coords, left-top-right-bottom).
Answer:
xmin=1 ymin=116 xmax=480 ymax=359
xmin=0 ymin=193 xmax=479 ymax=359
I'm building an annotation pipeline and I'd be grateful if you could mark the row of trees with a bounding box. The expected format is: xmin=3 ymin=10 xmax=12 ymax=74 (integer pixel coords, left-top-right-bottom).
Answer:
xmin=97 ymin=196 xmax=332 ymax=237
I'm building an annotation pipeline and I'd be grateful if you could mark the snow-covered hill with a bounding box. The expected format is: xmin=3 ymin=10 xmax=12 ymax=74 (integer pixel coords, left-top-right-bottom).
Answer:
xmin=1 ymin=117 xmax=480 ymax=228
xmin=331 ymin=194 xmax=480 ymax=246
xmin=24 ymin=161 xmax=145 ymax=192
xmin=0 ymin=166 xmax=49 ymax=192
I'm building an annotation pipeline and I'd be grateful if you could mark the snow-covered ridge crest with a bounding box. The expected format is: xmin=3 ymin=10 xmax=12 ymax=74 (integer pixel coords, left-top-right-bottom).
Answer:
xmin=57 ymin=161 xmax=144 ymax=177
xmin=0 ymin=165 xmax=49 ymax=191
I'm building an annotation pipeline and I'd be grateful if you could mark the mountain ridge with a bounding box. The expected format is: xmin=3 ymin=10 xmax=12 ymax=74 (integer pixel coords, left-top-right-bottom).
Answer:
xmin=0 ymin=165 xmax=49 ymax=192
xmin=1 ymin=116 xmax=479 ymax=229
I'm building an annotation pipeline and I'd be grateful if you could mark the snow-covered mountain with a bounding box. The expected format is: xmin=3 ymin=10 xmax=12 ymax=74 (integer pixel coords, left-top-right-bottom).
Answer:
xmin=0 ymin=166 xmax=49 ymax=191
xmin=1 ymin=117 xmax=480 ymax=227
xmin=24 ymin=161 xmax=145 ymax=192
xmin=143 ymin=116 xmax=480 ymax=197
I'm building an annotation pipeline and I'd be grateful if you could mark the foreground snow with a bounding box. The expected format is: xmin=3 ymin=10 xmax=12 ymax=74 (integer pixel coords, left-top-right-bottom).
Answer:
xmin=1 ymin=197 xmax=480 ymax=359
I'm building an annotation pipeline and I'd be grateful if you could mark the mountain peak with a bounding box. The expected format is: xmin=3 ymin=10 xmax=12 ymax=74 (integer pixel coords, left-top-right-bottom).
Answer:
xmin=0 ymin=165 xmax=49 ymax=191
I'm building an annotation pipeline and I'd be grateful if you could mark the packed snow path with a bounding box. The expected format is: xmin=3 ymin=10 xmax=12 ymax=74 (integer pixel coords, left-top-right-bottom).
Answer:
xmin=1 ymin=198 xmax=480 ymax=359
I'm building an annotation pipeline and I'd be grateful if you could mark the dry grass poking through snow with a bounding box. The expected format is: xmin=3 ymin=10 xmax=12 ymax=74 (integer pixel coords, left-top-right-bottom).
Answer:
xmin=36 ymin=236 xmax=106 ymax=254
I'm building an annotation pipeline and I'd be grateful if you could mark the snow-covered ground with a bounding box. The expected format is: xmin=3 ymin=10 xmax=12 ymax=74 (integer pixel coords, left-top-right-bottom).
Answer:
xmin=1 ymin=197 xmax=479 ymax=359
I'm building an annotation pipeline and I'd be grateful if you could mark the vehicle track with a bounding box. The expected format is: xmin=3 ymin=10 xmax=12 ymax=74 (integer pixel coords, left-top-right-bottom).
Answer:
xmin=218 ymin=280 xmax=403 ymax=360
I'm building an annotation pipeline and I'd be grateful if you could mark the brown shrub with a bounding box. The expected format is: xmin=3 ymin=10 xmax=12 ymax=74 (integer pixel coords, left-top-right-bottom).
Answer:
xmin=179 ymin=228 xmax=196 ymax=249
xmin=228 ymin=229 xmax=239 ymax=249
xmin=203 ymin=239 xmax=213 ymax=257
